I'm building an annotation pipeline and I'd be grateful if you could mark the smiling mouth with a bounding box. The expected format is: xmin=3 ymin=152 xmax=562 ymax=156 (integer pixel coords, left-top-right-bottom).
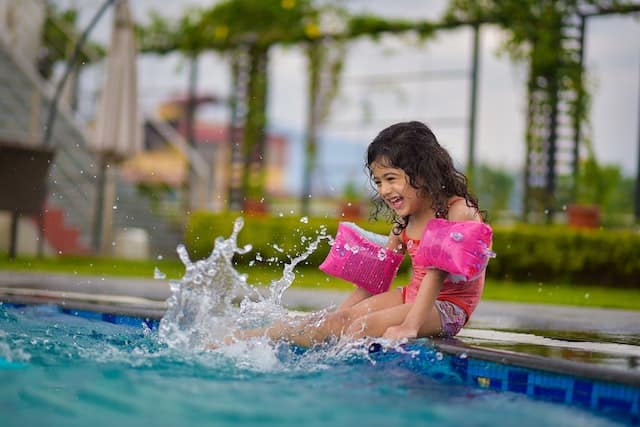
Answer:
xmin=388 ymin=196 xmax=403 ymax=210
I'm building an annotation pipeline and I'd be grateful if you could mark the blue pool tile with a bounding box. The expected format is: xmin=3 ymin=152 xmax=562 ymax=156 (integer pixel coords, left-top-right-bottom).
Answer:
xmin=572 ymin=379 xmax=593 ymax=407
xmin=62 ymin=309 xmax=103 ymax=320
xmin=507 ymin=370 xmax=529 ymax=393
xmin=143 ymin=318 xmax=159 ymax=330
xmin=449 ymin=354 xmax=468 ymax=381
xmin=598 ymin=397 xmax=631 ymax=413
xmin=533 ymin=385 xmax=567 ymax=403
xmin=103 ymin=314 xmax=144 ymax=328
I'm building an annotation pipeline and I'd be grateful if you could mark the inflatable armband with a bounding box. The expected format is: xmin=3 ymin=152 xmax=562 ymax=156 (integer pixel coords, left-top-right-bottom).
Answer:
xmin=415 ymin=219 xmax=494 ymax=282
xmin=319 ymin=222 xmax=403 ymax=294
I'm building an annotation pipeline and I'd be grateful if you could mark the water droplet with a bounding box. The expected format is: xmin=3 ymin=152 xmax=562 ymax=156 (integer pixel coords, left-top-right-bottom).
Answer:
xmin=300 ymin=216 xmax=309 ymax=224
xmin=157 ymin=255 xmax=163 ymax=260
xmin=154 ymin=267 xmax=166 ymax=279
xmin=450 ymin=231 xmax=463 ymax=242
xmin=459 ymin=352 xmax=468 ymax=359
xmin=435 ymin=352 xmax=443 ymax=360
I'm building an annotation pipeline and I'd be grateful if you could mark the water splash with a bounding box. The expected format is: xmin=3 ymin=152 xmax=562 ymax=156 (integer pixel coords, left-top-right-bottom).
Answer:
xmin=159 ymin=217 xmax=332 ymax=351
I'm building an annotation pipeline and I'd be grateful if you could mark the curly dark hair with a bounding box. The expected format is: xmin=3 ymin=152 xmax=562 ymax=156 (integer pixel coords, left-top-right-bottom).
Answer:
xmin=365 ymin=121 xmax=485 ymax=233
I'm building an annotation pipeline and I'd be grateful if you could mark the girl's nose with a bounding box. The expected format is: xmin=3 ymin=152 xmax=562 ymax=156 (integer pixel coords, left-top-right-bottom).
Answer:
xmin=378 ymin=181 xmax=390 ymax=196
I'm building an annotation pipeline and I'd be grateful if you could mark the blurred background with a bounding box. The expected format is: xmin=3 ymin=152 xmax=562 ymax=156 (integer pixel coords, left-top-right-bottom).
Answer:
xmin=0 ymin=0 xmax=639 ymax=263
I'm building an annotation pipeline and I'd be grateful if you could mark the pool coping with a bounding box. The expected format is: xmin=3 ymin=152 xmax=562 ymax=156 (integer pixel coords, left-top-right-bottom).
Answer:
xmin=1 ymin=285 xmax=639 ymax=389
xmin=431 ymin=338 xmax=639 ymax=387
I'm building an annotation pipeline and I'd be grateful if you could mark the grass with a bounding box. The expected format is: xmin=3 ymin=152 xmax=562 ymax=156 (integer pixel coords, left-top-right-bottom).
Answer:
xmin=1 ymin=254 xmax=639 ymax=311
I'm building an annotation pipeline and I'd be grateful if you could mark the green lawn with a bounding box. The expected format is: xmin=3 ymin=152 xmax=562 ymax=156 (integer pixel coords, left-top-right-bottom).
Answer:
xmin=1 ymin=254 xmax=639 ymax=311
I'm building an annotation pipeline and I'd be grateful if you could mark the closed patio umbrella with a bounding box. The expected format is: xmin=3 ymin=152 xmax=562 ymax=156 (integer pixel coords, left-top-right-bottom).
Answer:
xmin=91 ymin=0 xmax=141 ymax=253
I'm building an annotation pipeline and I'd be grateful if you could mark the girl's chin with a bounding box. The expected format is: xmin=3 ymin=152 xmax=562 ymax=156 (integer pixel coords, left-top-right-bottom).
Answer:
xmin=391 ymin=206 xmax=407 ymax=216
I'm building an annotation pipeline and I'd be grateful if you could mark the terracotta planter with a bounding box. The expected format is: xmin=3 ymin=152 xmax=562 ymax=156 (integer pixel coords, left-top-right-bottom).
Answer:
xmin=566 ymin=204 xmax=600 ymax=229
xmin=243 ymin=199 xmax=269 ymax=217
xmin=339 ymin=202 xmax=362 ymax=220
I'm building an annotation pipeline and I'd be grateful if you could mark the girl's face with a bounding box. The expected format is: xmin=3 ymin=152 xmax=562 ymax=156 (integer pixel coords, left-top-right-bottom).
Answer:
xmin=370 ymin=160 xmax=429 ymax=218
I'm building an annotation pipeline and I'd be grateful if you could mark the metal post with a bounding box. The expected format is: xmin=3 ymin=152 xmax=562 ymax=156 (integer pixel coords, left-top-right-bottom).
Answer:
xmin=467 ymin=24 xmax=481 ymax=187
xmin=302 ymin=41 xmax=320 ymax=216
xmin=8 ymin=211 xmax=19 ymax=259
xmin=572 ymin=15 xmax=586 ymax=201
xmin=635 ymin=54 xmax=640 ymax=221
xmin=546 ymin=75 xmax=559 ymax=223
xmin=183 ymin=54 xmax=198 ymax=213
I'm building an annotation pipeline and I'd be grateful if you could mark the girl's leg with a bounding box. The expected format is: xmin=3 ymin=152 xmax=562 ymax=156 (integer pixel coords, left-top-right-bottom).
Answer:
xmin=337 ymin=287 xmax=373 ymax=310
xmin=222 ymin=288 xmax=404 ymax=347
xmin=344 ymin=301 xmax=443 ymax=339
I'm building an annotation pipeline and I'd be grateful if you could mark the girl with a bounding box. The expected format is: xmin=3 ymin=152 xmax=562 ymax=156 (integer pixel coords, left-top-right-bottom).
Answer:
xmin=217 ymin=121 xmax=486 ymax=347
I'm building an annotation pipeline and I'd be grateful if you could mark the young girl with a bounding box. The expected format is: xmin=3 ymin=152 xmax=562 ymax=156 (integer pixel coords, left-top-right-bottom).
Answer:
xmin=217 ymin=121 xmax=487 ymax=347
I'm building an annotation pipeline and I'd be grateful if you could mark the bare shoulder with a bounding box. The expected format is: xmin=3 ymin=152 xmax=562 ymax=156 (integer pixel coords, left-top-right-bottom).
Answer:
xmin=448 ymin=197 xmax=481 ymax=222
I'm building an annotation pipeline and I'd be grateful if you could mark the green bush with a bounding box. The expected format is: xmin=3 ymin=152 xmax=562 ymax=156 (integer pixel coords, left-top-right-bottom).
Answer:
xmin=186 ymin=213 xmax=640 ymax=288
xmin=489 ymin=225 xmax=640 ymax=288
xmin=185 ymin=212 xmax=394 ymax=268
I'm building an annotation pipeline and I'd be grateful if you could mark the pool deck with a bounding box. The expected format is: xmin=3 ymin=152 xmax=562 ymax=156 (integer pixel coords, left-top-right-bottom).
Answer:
xmin=1 ymin=270 xmax=639 ymax=385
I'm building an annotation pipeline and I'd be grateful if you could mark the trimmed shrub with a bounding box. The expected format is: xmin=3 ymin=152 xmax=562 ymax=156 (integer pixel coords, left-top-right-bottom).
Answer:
xmin=489 ymin=225 xmax=640 ymax=288
xmin=185 ymin=212 xmax=393 ymax=268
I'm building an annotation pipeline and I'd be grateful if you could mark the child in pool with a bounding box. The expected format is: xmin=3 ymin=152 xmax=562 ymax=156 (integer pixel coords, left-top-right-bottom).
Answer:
xmin=216 ymin=121 xmax=487 ymax=347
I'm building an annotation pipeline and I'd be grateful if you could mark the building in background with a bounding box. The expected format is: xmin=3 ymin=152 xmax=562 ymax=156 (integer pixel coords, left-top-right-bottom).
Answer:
xmin=122 ymin=94 xmax=290 ymax=212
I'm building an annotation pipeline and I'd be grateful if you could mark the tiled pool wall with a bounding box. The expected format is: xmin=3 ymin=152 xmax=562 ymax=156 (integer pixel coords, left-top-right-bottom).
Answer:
xmin=447 ymin=351 xmax=639 ymax=418
xmin=4 ymin=303 xmax=640 ymax=423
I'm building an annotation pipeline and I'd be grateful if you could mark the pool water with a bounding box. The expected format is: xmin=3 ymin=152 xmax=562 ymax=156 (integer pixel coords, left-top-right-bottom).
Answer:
xmin=0 ymin=304 xmax=635 ymax=427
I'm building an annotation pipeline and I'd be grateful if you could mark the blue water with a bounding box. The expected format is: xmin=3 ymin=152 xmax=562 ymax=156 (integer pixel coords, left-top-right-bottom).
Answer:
xmin=1 ymin=219 xmax=637 ymax=426
xmin=0 ymin=304 xmax=633 ymax=427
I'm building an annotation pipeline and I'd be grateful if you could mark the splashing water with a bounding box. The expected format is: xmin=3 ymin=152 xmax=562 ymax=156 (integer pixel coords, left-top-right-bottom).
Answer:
xmin=159 ymin=217 xmax=332 ymax=351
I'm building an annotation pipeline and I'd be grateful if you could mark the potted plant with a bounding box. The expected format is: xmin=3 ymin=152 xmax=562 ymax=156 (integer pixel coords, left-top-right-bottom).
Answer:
xmin=339 ymin=181 xmax=363 ymax=220
xmin=567 ymin=157 xmax=601 ymax=229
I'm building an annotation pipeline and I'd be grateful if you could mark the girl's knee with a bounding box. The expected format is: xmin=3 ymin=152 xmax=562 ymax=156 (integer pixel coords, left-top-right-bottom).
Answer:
xmin=344 ymin=314 xmax=369 ymax=337
xmin=325 ymin=309 xmax=354 ymax=331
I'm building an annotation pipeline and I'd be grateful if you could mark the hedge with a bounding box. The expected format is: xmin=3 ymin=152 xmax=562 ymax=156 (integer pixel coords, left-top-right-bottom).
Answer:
xmin=185 ymin=212 xmax=640 ymax=288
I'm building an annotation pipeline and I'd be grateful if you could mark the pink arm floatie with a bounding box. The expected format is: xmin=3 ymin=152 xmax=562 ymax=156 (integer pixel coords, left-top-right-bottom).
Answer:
xmin=319 ymin=222 xmax=403 ymax=294
xmin=414 ymin=218 xmax=495 ymax=283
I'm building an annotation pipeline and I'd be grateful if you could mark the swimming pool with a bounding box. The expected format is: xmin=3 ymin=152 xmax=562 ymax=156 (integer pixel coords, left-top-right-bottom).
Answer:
xmin=1 ymin=218 xmax=638 ymax=426
xmin=0 ymin=303 xmax=638 ymax=427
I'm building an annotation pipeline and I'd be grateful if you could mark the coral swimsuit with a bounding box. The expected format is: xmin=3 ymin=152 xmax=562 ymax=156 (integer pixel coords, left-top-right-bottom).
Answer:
xmin=400 ymin=213 xmax=486 ymax=321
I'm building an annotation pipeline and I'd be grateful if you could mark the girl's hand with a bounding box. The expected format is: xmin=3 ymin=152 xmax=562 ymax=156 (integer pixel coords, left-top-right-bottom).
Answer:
xmin=383 ymin=324 xmax=419 ymax=341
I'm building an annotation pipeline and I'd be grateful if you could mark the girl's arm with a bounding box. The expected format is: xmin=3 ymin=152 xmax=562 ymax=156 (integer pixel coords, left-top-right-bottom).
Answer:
xmin=382 ymin=269 xmax=446 ymax=340
xmin=337 ymin=229 xmax=404 ymax=311
xmin=383 ymin=200 xmax=479 ymax=339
